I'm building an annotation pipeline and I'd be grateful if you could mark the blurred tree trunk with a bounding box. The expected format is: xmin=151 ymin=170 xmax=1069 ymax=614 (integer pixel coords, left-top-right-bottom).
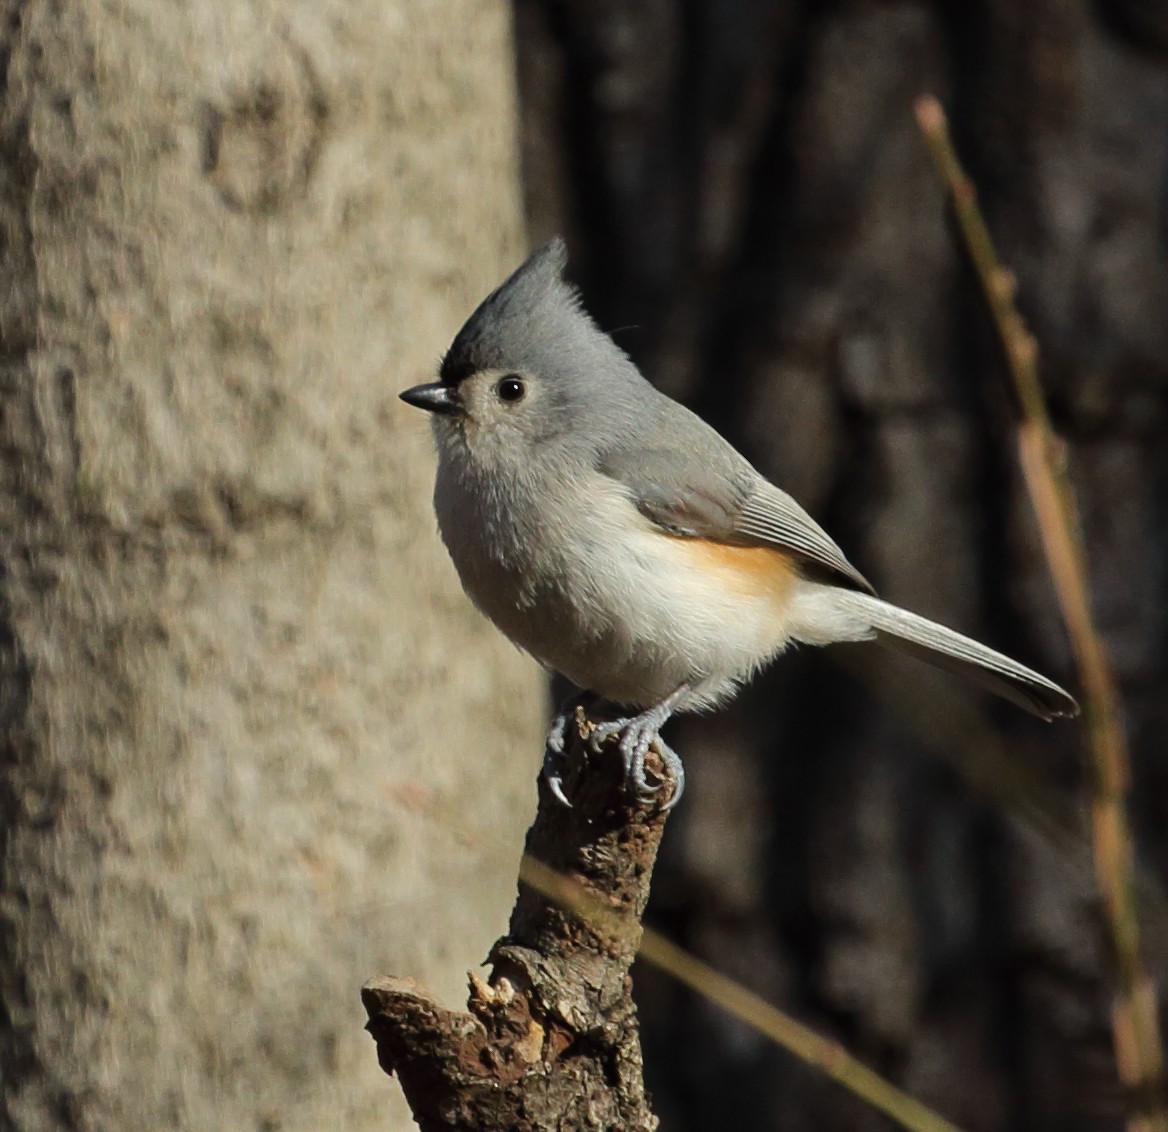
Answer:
xmin=0 ymin=2 xmax=542 ymax=1129
xmin=515 ymin=1 xmax=1168 ymax=1129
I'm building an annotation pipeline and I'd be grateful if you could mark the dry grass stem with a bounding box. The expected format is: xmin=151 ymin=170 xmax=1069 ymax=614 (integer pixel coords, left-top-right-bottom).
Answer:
xmin=520 ymin=854 xmax=966 ymax=1132
xmin=915 ymin=93 xmax=1167 ymax=1132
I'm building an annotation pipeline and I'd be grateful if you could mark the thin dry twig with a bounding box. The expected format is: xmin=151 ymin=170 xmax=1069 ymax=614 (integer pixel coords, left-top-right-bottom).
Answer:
xmin=915 ymin=93 xmax=1167 ymax=1132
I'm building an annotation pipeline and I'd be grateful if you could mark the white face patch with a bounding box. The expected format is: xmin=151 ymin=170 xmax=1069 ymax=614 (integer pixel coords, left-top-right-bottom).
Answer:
xmin=448 ymin=370 xmax=536 ymax=437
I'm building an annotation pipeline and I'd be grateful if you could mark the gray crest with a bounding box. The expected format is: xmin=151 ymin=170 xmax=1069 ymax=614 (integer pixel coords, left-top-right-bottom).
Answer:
xmin=438 ymin=238 xmax=637 ymax=394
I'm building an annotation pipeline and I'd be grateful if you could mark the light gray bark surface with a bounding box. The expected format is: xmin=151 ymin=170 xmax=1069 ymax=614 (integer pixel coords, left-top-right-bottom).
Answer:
xmin=0 ymin=2 xmax=544 ymax=1129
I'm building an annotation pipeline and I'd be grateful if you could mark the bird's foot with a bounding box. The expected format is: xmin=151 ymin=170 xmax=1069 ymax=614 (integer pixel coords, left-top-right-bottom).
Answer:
xmin=544 ymin=687 xmax=689 ymax=812
xmin=588 ymin=704 xmax=686 ymax=812
xmin=542 ymin=693 xmax=594 ymax=808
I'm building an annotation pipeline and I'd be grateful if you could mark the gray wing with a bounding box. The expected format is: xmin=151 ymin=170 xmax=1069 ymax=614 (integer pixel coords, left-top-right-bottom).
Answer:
xmin=598 ymin=446 xmax=875 ymax=595
xmin=735 ymin=483 xmax=875 ymax=593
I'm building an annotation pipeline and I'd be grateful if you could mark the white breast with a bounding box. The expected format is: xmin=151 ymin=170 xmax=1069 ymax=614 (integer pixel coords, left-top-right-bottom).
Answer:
xmin=436 ymin=454 xmax=804 ymax=711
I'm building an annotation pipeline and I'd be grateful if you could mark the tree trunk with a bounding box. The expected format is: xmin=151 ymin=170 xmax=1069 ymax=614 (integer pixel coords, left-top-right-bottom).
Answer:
xmin=515 ymin=1 xmax=1168 ymax=1129
xmin=0 ymin=2 xmax=543 ymax=1129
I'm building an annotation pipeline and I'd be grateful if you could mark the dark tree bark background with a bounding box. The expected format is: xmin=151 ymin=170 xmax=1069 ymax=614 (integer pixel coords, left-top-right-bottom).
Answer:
xmin=514 ymin=2 xmax=1168 ymax=1130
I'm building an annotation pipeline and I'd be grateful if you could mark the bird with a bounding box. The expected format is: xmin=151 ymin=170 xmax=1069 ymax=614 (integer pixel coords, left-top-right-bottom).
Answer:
xmin=400 ymin=238 xmax=1078 ymax=811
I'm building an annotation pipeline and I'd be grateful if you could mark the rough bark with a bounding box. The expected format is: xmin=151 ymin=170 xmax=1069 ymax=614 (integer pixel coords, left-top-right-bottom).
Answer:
xmin=514 ymin=2 xmax=1168 ymax=1129
xmin=364 ymin=723 xmax=667 ymax=1131
xmin=0 ymin=2 xmax=542 ymax=1130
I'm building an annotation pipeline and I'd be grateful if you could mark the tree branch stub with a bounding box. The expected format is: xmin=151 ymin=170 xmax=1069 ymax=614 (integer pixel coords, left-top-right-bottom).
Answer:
xmin=363 ymin=718 xmax=672 ymax=1130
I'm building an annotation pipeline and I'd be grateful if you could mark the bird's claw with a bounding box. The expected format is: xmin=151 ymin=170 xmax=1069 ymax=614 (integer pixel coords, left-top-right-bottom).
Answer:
xmin=589 ymin=717 xmax=685 ymax=811
xmin=542 ymin=702 xmax=582 ymax=809
xmin=543 ymin=761 xmax=573 ymax=808
xmin=545 ymin=701 xmax=577 ymax=756
xmin=651 ymin=737 xmax=686 ymax=813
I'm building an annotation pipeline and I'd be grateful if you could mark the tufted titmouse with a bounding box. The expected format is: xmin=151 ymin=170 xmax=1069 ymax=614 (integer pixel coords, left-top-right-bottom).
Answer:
xmin=402 ymin=239 xmax=1077 ymax=810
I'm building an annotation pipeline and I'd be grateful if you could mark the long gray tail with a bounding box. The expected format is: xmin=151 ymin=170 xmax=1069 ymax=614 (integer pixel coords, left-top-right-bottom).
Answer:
xmin=830 ymin=590 xmax=1079 ymax=720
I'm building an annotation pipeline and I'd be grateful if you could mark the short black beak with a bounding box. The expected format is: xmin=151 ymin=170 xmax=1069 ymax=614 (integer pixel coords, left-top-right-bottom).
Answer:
xmin=399 ymin=382 xmax=462 ymax=416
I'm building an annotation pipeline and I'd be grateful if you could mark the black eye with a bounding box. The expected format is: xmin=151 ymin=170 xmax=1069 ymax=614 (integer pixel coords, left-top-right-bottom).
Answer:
xmin=497 ymin=374 xmax=526 ymax=403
